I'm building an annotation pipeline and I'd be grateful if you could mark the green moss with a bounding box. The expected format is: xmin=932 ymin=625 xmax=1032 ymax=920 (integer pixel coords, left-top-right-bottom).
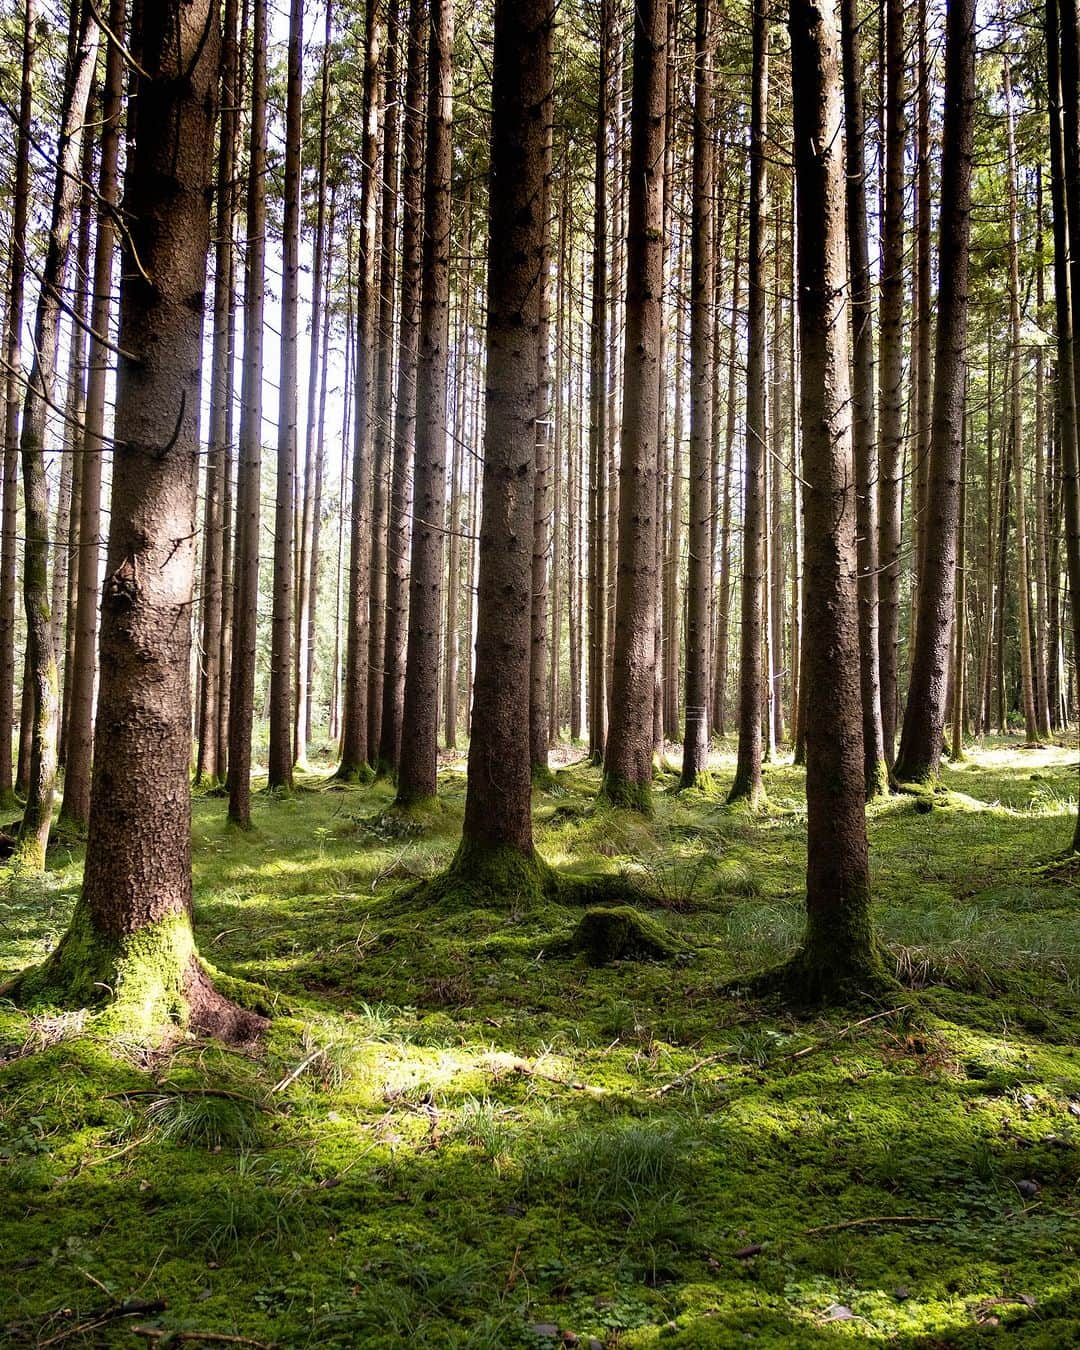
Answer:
xmin=865 ymin=757 xmax=891 ymax=799
xmin=599 ymin=772 xmax=654 ymax=815
xmin=401 ymin=837 xmax=559 ymax=912
xmin=567 ymin=905 xmax=682 ymax=965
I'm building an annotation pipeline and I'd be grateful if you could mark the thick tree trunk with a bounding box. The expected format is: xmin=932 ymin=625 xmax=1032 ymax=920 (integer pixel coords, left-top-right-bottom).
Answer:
xmin=728 ymin=0 xmax=767 ymax=807
xmin=681 ymin=0 xmax=714 ymax=788
xmin=16 ymin=1 xmax=99 ymax=870
xmin=378 ymin=0 xmax=425 ymax=774
xmin=892 ymin=0 xmax=976 ymax=784
xmin=397 ymin=0 xmax=453 ymax=805
xmin=786 ymin=0 xmax=886 ymax=1000
xmin=227 ymin=0 xmax=268 ymax=827
xmin=457 ymin=0 xmax=553 ymax=875
xmin=600 ymin=0 xmax=666 ymax=813
xmin=10 ymin=0 xmax=263 ymax=1041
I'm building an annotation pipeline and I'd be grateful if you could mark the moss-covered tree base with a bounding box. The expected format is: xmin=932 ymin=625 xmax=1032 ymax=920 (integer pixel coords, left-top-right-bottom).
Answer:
xmin=4 ymin=902 xmax=267 ymax=1044
xmin=598 ymin=772 xmax=653 ymax=816
xmin=677 ymin=769 xmax=719 ymax=796
xmin=567 ymin=905 xmax=680 ymax=965
xmin=741 ymin=939 xmax=899 ymax=1009
xmin=866 ymin=758 xmax=891 ymax=799
xmin=402 ymin=838 xmax=560 ymax=913
xmin=530 ymin=763 xmax=560 ymax=792
xmin=333 ymin=763 xmax=376 ymax=787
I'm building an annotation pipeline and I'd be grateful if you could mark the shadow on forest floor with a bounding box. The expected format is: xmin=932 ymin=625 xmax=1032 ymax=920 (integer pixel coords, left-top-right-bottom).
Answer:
xmin=2 ymin=735 xmax=1080 ymax=1346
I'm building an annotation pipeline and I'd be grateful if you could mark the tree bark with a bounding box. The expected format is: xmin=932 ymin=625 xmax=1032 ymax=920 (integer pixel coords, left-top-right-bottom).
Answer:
xmin=892 ymin=0 xmax=976 ymax=784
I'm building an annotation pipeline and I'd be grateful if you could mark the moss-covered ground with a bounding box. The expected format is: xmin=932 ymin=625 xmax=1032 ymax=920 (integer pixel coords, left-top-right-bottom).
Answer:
xmin=3 ymin=737 xmax=1080 ymax=1346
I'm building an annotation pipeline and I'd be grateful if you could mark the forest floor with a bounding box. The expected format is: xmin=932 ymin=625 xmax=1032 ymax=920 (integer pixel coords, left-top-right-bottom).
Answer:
xmin=2 ymin=737 xmax=1080 ymax=1347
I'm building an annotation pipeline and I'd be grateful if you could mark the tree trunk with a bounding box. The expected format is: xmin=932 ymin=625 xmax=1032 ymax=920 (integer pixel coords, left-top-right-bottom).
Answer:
xmin=227 ymin=0 xmax=268 ymax=827
xmin=714 ymin=175 xmax=743 ymax=737
xmin=786 ymin=0 xmax=886 ymax=1000
xmin=16 ymin=1 xmax=99 ymax=870
xmin=530 ymin=137 xmax=554 ymax=776
xmin=268 ymin=0 xmax=303 ymax=791
xmin=681 ymin=0 xmax=714 ymax=788
xmin=397 ymin=0 xmax=453 ymax=805
xmin=600 ymin=0 xmax=666 ymax=812
xmin=892 ymin=0 xmax=976 ymax=784
xmin=9 ymin=0 xmax=263 ymax=1041
xmin=728 ymin=0 xmax=767 ymax=807
xmin=338 ymin=0 xmax=384 ymax=778
xmin=877 ymin=0 xmax=905 ymax=764
xmin=378 ymin=0 xmax=425 ymax=774
xmin=841 ymin=0 xmax=887 ymax=796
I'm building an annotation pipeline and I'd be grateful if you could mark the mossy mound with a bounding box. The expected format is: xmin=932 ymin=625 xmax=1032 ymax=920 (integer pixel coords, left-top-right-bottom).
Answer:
xmin=568 ymin=905 xmax=681 ymax=965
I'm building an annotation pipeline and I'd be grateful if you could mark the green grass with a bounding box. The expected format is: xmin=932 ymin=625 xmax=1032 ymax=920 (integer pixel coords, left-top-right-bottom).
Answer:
xmin=2 ymin=737 xmax=1080 ymax=1345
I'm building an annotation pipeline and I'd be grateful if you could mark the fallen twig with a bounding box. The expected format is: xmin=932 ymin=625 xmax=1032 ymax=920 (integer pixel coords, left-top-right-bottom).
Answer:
xmin=804 ymin=1215 xmax=939 ymax=1235
xmin=37 ymin=1299 xmax=166 ymax=1346
xmin=779 ymin=1007 xmax=907 ymax=1063
xmin=132 ymin=1329 xmax=274 ymax=1348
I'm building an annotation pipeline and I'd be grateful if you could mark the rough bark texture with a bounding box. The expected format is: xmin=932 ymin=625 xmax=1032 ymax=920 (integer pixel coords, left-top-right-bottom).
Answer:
xmin=459 ymin=0 xmax=553 ymax=865
xmin=681 ymin=0 xmax=714 ymax=789
xmin=893 ymin=0 xmax=976 ymax=784
xmin=378 ymin=0 xmax=425 ymax=775
xmin=12 ymin=0 xmax=263 ymax=1042
xmin=786 ymin=0 xmax=886 ymax=1000
xmin=728 ymin=0 xmax=767 ymax=808
xmin=16 ymin=3 xmax=99 ymax=870
xmin=397 ymin=0 xmax=453 ymax=805
xmin=601 ymin=0 xmax=666 ymax=814
xmin=841 ymin=0 xmax=887 ymax=797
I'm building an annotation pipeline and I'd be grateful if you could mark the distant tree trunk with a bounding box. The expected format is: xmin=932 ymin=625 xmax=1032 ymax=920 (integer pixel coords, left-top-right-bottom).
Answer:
xmin=457 ymin=0 xmax=552 ymax=871
xmin=16 ymin=1 xmax=99 ymax=870
xmin=681 ymin=0 xmax=714 ymax=789
xmin=1002 ymin=57 xmax=1038 ymax=746
xmin=0 ymin=0 xmax=36 ymax=807
xmin=397 ymin=0 xmax=453 ymax=805
xmin=587 ymin=0 xmax=612 ymax=764
xmin=530 ymin=138 xmax=554 ymax=776
xmin=950 ymin=416 xmax=967 ymax=760
xmin=338 ymin=0 xmax=383 ymax=778
xmin=786 ymin=0 xmax=886 ymax=999
xmin=911 ymin=0 xmax=933 ymax=594
xmin=600 ymin=0 xmax=666 ymax=814
xmin=10 ymin=0 xmax=263 ymax=1043
xmin=378 ymin=0 xmax=425 ymax=774
xmin=841 ymin=0 xmax=887 ymax=796
xmin=369 ymin=0 xmax=401 ymax=762
xmin=194 ymin=0 xmax=237 ymax=789
xmin=728 ymin=0 xmax=767 ymax=807
xmin=1033 ymin=168 xmax=1052 ymax=741
xmin=267 ymin=0 xmax=303 ymax=791
xmin=227 ymin=0 xmax=267 ymax=827
xmin=877 ymin=0 xmax=905 ymax=763
xmin=892 ymin=0 xmax=976 ymax=784
xmin=1052 ymin=0 xmax=1080 ymax=845
xmin=714 ymin=175 xmax=743 ymax=737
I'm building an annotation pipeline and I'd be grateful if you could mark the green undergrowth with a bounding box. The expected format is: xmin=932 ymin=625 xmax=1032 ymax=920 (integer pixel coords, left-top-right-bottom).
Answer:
xmin=2 ymin=738 xmax=1080 ymax=1345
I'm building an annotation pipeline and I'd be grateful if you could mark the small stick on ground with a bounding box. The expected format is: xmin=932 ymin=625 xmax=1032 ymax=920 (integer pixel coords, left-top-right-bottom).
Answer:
xmin=804 ymin=1215 xmax=939 ymax=1235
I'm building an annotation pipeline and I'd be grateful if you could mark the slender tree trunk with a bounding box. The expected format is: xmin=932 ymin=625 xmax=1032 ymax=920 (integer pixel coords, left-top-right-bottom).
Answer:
xmin=841 ymin=0 xmax=887 ymax=795
xmin=729 ymin=0 xmax=767 ymax=807
xmin=877 ymin=0 xmax=906 ymax=764
xmin=787 ymin=0 xmax=885 ymax=999
xmin=369 ymin=0 xmax=401 ymax=761
xmin=715 ymin=176 xmax=743 ymax=738
xmin=16 ymin=2 xmax=99 ymax=870
xmin=892 ymin=0 xmax=976 ymax=784
xmin=378 ymin=0 xmax=425 ymax=774
xmin=912 ymin=0 xmax=933 ymax=593
xmin=227 ymin=0 xmax=267 ymax=827
xmin=267 ymin=0 xmax=303 ymax=791
xmin=600 ymin=0 xmax=666 ymax=813
xmin=1034 ymin=168 xmax=1052 ymax=741
xmin=397 ymin=0 xmax=453 ymax=805
xmin=681 ymin=0 xmax=714 ymax=788
xmin=530 ymin=127 xmax=554 ymax=775
xmin=338 ymin=0 xmax=383 ymax=778
xmin=950 ymin=415 xmax=968 ymax=760
xmin=0 ymin=0 xmax=36 ymax=806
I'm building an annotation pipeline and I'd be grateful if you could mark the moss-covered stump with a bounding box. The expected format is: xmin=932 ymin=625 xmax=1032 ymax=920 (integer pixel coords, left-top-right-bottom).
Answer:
xmin=568 ymin=905 xmax=680 ymax=966
xmin=4 ymin=902 xmax=267 ymax=1044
